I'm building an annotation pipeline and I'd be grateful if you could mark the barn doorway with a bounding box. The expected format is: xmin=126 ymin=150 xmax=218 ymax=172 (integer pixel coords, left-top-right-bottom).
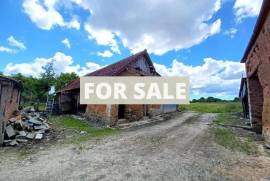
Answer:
xmin=248 ymin=74 xmax=263 ymax=133
xmin=118 ymin=105 xmax=125 ymax=119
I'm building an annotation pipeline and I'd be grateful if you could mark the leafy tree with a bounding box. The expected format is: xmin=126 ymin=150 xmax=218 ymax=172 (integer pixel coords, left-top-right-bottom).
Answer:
xmin=40 ymin=61 xmax=56 ymax=90
xmin=233 ymin=97 xmax=240 ymax=102
xmin=11 ymin=73 xmax=38 ymax=104
xmin=55 ymin=72 xmax=78 ymax=91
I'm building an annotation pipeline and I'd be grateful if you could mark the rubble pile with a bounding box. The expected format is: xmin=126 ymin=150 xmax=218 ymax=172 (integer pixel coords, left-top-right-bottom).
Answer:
xmin=3 ymin=108 xmax=50 ymax=146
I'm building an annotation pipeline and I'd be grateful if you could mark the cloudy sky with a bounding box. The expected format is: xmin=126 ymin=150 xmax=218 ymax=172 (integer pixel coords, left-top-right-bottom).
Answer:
xmin=0 ymin=0 xmax=263 ymax=99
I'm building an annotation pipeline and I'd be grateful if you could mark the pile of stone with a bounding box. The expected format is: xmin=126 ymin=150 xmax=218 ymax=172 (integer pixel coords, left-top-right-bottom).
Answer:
xmin=4 ymin=108 xmax=50 ymax=146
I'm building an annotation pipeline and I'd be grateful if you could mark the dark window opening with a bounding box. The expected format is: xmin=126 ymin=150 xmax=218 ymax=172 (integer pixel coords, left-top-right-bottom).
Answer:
xmin=118 ymin=105 xmax=125 ymax=119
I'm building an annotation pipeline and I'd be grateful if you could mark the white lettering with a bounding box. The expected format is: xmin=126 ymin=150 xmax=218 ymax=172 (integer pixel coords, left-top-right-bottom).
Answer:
xmin=114 ymin=83 xmax=127 ymax=99
xmin=85 ymin=83 xmax=95 ymax=99
xmin=134 ymin=83 xmax=145 ymax=99
xmin=96 ymin=83 xmax=111 ymax=99
xmin=176 ymin=83 xmax=186 ymax=99
xmin=146 ymin=83 xmax=162 ymax=100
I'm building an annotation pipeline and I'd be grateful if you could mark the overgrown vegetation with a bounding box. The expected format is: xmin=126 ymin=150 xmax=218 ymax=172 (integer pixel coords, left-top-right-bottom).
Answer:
xmin=211 ymin=113 xmax=259 ymax=155
xmin=9 ymin=62 xmax=78 ymax=107
xmin=211 ymin=127 xmax=258 ymax=155
xmin=180 ymin=102 xmax=242 ymax=113
xmin=49 ymin=116 xmax=118 ymax=143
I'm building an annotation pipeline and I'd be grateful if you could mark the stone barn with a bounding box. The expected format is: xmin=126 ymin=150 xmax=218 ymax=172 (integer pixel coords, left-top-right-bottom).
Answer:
xmin=58 ymin=50 xmax=177 ymax=126
xmin=0 ymin=76 xmax=22 ymax=145
xmin=241 ymin=0 xmax=270 ymax=141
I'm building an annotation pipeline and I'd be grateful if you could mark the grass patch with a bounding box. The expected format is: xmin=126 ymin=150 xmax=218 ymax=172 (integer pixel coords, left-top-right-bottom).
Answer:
xmin=211 ymin=127 xmax=258 ymax=155
xmin=211 ymin=114 xmax=259 ymax=155
xmin=213 ymin=113 xmax=241 ymax=125
xmin=180 ymin=102 xmax=242 ymax=113
xmin=49 ymin=116 xmax=118 ymax=144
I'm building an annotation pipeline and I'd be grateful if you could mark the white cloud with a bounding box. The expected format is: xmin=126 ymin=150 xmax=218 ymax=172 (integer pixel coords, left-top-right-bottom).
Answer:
xmin=3 ymin=52 xmax=244 ymax=99
xmin=154 ymin=58 xmax=245 ymax=99
xmin=80 ymin=0 xmax=221 ymax=55
xmin=0 ymin=46 xmax=15 ymax=54
xmin=22 ymin=0 xmax=80 ymax=30
xmin=61 ymin=38 xmax=71 ymax=48
xmin=84 ymin=24 xmax=120 ymax=54
xmin=66 ymin=18 xmax=80 ymax=30
xmin=234 ymin=0 xmax=263 ymax=21
xmin=7 ymin=36 xmax=26 ymax=50
xmin=224 ymin=28 xmax=238 ymax=38
xmin=97 ymin=50 xmax=113 ymax=58
xmin=4 ymin=52 xmax=102 ymax=77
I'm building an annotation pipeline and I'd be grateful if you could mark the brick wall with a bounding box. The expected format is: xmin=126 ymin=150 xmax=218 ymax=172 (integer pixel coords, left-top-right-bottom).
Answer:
xmin=125 ymin=104 xmax=145 ymax=121
xmin=245 ymin=12 xmax=270 ymax=141
xmin=247 ymin=76 xmax=263 ymax=131
xmin=84 ymin=69 xmax=161 ymax=126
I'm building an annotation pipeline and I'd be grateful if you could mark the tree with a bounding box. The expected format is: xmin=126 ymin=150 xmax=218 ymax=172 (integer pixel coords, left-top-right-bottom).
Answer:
xmin=55 ymin=72 xmax=79 ymax=91
xmin=11 ymin=73 xmax=38 ymax=104
xmin=40 ymin=61 xmax=56 ymax=91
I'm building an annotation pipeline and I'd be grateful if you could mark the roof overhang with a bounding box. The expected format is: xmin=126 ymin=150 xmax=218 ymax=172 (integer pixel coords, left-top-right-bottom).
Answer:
xmin=241 ymin=0 xmax=270 ymax=63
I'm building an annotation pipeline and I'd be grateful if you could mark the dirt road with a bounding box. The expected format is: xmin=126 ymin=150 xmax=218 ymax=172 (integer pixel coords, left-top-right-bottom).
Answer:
xmin=0 ymin=112 xmax=268 ymax=181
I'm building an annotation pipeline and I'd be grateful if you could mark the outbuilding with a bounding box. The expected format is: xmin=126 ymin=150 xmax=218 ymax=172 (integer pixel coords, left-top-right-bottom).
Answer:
xmin=0 ymin=76 xmax=22 ymax=145
xmin=58 ymin=50 xmax=177 ymax=126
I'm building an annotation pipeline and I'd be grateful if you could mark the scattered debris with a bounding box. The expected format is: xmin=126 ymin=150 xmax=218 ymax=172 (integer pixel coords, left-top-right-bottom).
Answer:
xmin=3 ymin=108 xmax=50 ymax=147
xmin=265 ymin=143 xmax=270 ymax=150
xmin=5 ymin=125 xmax=16 ymax=138
xmin=80 ymin=131 xmax=87 ymax=135
xmin=35 ymin=133 xmax=43 ymax=140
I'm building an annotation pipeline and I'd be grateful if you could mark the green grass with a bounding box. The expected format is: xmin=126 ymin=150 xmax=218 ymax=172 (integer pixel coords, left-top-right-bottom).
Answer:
xmin=180 ymin=102 xmax=242 ymax=113
xmin=38 ymin=103 xmax=46 ymax=111
xmin=211 ymin=127 xmax=258 ymax=155
xmin=213 ymin=113 xmax=241 ymax=125
xmin=49 ymin=116 xmax=118 ymax=143
xmin=211 ymin=114 xmax=259 ymax=155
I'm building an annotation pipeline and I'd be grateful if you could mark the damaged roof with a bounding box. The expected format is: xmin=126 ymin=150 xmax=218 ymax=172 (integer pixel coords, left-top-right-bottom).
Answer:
xmin=0 ymin=75 xmax=23 ymax=90
xmin=241 ymin=0 xmax=270 ymax=63
xmin=59 ymin=50 xmax=159 ymax=92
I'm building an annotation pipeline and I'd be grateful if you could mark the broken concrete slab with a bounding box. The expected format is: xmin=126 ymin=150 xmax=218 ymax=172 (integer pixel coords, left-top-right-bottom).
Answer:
xmin=36 ymin=130 xmax=45 ymax=134
xmin=18 ymin=131 xmax=27 ymax=137
xmin=3 ymin=140 xmax=12 ymax=145
xmin=37 ymin=117 xmax=46 ymax=122
xmin=16 ymin=139 xmax=28 ymax=143
xmin=34 ymin=125 xmax=49 ymax=131
xmin=3 ymin=107 xmax=51 ymax=147
xmin=16 ymin=135 xmax=26 ymax=139
xmin=9 ymin=140 xmax=18 ymax=146
xmin=28 ymin=118 xmax=42 ymax=125
xmin=35 ymin=133 xmax=43 ymax=140
xmin=26 ymin=133 xmax=35 ymax=139
xmin=5 ymin=125 xmax=16 ymax=138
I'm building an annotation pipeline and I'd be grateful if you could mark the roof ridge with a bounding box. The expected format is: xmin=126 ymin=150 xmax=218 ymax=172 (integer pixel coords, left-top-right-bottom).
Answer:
xmin=58 ymin=50 xmax=150 ymax=92
xmin=87 ymin=49 xmax=147 ymax=76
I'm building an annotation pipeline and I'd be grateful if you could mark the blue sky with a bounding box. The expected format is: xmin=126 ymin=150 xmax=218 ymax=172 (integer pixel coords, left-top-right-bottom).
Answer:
xmin=0 ymin=0 xmax=263 ymax=99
